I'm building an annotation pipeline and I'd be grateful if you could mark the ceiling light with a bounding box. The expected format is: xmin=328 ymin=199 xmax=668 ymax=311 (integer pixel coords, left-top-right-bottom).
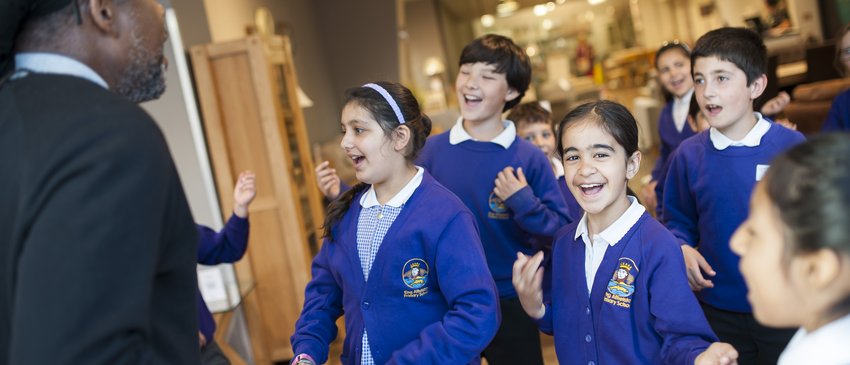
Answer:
xmin=534 ymin=4 xmax=548 ymax=16
xmin=481 ymin=14 xmax=496 ymax=27
xmin=546 ymin=2 xmax=557 ymax=11
xmin=588 ymin=0 xmax=606 ymax=5
xmin=542 ymin=19 xmax=553 ymax=30
xmin=497 ymin=0 xmax=519 ymax=16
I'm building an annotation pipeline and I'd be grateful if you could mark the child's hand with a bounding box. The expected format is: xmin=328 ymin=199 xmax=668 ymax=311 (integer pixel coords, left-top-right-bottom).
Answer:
xmin=233 ymin=171 xmax=257 ymax=218
xmin=641 ymin=180 xmax=658 ymax=213
xmin=494 ymin=167 xmax=529 ymax=201
xmin=681 ymin=245 xmax=715 ymax=291
xmin=760 ymin=91 xmax=790 ymax=116
xmin=512 ymin=251 xmax=546 ymax=319
xmin=695 ymin=342 xmax=738 ymax=365
xmin=315 ymin=161 xmax=341 ymax=200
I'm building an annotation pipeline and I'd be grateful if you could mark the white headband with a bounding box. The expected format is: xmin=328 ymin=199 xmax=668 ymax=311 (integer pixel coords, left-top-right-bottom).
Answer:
xmin=362 ymin=83 xmax=405 ymax=125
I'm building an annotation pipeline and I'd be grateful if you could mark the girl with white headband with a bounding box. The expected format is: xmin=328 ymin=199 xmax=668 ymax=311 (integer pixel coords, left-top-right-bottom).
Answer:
xmin=290 ymin=81 xmax=499 ymax=365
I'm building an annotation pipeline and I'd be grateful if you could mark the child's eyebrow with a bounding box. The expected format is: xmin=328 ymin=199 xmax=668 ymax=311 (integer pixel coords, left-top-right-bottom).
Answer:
xmin=562 ymin=144 xmax=615 ymax=154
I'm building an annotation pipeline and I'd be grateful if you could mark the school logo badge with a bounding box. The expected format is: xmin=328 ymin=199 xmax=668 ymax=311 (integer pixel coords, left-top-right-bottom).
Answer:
xmin=402 ymin=258 xmax=430 ymax=298
xmin=604 ymin=258 xmax=638 ymax=309
xmin=488 ymin=191 xmax=510 ymax=219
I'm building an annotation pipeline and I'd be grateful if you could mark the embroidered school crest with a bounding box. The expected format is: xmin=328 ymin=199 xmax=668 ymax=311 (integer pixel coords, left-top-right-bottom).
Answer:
xmin=402 ymin=258 xmax=430 ymax=298
xmin=604 ymin=258 xmax=638 ymax=308
xmin=488 ymin=191 xmax=510 ymax=219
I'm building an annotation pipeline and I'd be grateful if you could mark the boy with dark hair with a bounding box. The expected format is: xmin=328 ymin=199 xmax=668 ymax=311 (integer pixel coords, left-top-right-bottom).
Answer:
xmin=418 ymin=34 xmax=570 ymax=365
xmin=662 ymin=27 xmax=805 ymax=365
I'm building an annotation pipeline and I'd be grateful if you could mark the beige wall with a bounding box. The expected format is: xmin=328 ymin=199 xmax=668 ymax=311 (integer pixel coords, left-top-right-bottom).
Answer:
xmin=186 ymin=0 xmax=399 ymax=147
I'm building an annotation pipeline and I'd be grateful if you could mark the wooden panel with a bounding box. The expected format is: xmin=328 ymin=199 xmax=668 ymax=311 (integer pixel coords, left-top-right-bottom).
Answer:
xmin=190 ymin=35 xmax=324 ymax=364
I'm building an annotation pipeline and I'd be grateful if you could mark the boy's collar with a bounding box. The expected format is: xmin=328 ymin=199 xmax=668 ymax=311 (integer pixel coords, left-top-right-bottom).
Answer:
xmin=709 ymin=112 xmax=771 ymax=150
xmin=449 ymin=117 xmax=516 ymax=149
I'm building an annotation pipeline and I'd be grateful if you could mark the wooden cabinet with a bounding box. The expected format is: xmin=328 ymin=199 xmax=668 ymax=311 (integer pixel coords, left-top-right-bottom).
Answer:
xmin=190 ymin=35 xmax=325 ymax=364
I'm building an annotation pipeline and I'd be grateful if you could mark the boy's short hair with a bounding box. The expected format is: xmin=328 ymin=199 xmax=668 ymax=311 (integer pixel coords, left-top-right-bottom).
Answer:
xmin=459 ymin=34 xmax=531 ymax=111
xmin=507 ymin=102 xmax=552 ymax=130
xmin=691 ymin=27 xmax=767 ymax=85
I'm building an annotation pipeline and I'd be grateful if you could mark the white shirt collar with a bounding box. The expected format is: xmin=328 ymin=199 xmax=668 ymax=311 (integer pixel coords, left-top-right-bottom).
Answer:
xmin=574 ymin=196 xmax=645 ymax=245
xmin=15 ymin=52 xmax=108 ymax=89
xmin=672 ymin=89 xmax=694 ymax=133
xmin=779 ymin=313 xmax=850 ymax=365
xmin=551 ymin=156 xmax=564 ymax=178
xmin=709 ymin=113 xmax=772 ymax=150
xmin=448 ymin=117 xmax=516 ymax=149
xmin=360 ymin=166 xmax=425 ymax=208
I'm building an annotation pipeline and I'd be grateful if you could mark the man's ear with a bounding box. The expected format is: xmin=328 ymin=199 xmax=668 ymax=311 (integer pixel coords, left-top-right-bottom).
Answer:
xmin=749 ymin=73 xmax=767 ymax=100
xmin=86 ymin=0 xmax=118 ymax=36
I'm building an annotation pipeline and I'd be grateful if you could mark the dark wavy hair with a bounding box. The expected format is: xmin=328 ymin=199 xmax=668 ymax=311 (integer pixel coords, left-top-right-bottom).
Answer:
xmin=459 ymin=34 xmax=531 ymax=111
xmin=691 ymin=27 xmax=767 ymax=86
xmin=322 ymin=81 xmax=432 ymax=241
xmin=763 ymin=133 xmax=850 ymax=316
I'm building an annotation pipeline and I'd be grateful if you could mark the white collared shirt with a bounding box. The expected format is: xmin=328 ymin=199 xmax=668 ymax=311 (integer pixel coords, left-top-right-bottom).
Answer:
xmin=709 ymin=113 xmax=772 ymax=150
xmin=574 ymin=196 xmax=645 ymax=294
xmin=448 ymin=117 xmax=516 ymax=149
xmin=360 ymin=166 xmax=425 ymax=208
xmin=15 ymin=52 xmax=108 ymax=89
xmin=778 ymin=313 xmax=850 ymax=365
xmin=673 ymin=89 xmax=694 ymax=133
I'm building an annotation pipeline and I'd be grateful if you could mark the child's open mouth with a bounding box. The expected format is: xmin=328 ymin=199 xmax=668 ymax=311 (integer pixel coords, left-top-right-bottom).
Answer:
xmin=463 ymin=94 xmax=482 ymax=105
xmin=579 ymin=183 xmax=604 ymax=196
xmin=705 ymin=104 xmax=722 ymax=116
xmin=350 ymin=155 xmax=365 ymax=168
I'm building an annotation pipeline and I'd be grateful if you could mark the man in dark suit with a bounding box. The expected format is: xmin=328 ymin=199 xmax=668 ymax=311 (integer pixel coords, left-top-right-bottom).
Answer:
xmin=0 ymin=0 xmax=199 ymax=363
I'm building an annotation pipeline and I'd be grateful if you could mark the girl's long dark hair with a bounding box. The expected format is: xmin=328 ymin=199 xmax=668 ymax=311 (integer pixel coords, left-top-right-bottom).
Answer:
xmin=322 ymin=81 xmax=431 ymax=241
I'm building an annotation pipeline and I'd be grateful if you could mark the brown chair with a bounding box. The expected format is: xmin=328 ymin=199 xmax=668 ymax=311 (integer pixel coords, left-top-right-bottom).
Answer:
xmin=784 ymin=78 xmax=850 ymax=134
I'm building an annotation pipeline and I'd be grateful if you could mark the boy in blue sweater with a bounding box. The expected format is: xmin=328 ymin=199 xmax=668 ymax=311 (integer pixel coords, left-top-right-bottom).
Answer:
xmin=661 ymin=27 xmax=805 ymax=365
xmin=417 ymin=34 xmax=570 ymax=365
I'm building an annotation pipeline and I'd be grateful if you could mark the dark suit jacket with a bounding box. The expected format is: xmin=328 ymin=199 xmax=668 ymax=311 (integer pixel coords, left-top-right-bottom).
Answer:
xmin=0 ymin=73 xmax=199 ymax=364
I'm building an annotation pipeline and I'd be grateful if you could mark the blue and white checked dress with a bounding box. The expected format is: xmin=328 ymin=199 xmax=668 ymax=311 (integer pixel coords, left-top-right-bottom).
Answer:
xmin=357 ymin=168 xmax=423 ymax=365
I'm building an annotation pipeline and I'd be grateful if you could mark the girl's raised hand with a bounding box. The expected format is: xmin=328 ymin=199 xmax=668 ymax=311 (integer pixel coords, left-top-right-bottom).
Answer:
xmin=512 ymin=251 xmax=546 ymax=319
xmin=315 ymin=161 xmax=341 ymax=200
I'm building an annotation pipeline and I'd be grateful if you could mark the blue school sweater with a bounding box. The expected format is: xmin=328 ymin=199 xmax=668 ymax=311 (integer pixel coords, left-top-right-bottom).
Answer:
xmin=418 ymin=131 xmax=570 ymax=297
xmin=822 ymin=88 xmax=850 ymax=132
xmin=661 ymin=125 xmax=805 ymax=312
xmin=538 ymin=212 xmax=716 ymax=365
xmin=651 ymin=101 xmax=697 ymax=182
xmin=195 ymin=214 xmax=249 ymax=344
xmin=291 ymin=172 xmax=499 ymax=365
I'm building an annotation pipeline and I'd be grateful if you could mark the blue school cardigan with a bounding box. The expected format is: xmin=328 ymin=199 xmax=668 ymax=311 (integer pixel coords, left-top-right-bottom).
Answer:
xmin=291 ymin=172 xmax=500 ymax=364
xmin=539 ymin=212 xmax=717 ymax=365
